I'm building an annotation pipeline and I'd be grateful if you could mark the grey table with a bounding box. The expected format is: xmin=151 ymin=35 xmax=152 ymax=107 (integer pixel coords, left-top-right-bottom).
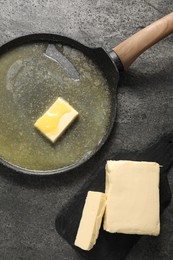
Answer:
xmin=0 ymin=1 xmax=173 ymax=259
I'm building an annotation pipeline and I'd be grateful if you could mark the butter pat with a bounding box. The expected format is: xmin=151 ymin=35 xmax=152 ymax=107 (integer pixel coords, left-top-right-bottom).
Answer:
xmin=34 ymin=97 xmax=78 ymax=143
xmin=74 ymin=191 xmax=106 ymax=250
xmin=104 ymin=160 xmax=160 ymax=236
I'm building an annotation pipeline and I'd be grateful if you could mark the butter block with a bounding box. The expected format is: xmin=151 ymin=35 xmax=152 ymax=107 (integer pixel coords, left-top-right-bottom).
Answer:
xmin=74 ymin=191 xmax=106 ymax=250
xmin=103 ymin=160 xmax=160 ymax=236
xmin=34 ymin=97 xmax=78 ymax=143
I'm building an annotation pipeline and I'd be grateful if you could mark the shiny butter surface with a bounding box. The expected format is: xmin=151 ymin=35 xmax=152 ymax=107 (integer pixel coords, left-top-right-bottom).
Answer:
xmin=0 ymin=43 xmax=111 ymax=171
xmin=34 ymin=97 xmax=79 ymax=142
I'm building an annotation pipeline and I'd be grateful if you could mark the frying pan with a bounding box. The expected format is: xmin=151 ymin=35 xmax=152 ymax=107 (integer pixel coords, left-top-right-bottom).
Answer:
xmin=0 ymin=12 xmax=173 ymax=175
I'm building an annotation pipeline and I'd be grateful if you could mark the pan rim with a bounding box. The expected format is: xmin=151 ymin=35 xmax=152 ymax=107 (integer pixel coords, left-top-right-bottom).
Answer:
xmin=0 ymin=33 xmax=119 ymax=175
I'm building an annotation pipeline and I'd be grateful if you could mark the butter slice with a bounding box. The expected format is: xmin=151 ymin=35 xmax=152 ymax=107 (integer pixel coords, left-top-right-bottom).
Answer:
xmin=34 ymin=97 xmax=78 ymax=143
xmin=74 ymin=191 xmax=106 ymax=250
xmin=104 ymin=160 xmax=160 ymax=236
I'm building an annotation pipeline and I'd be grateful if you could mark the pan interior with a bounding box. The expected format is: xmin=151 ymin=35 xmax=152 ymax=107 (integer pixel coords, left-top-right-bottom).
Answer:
xmin=0 ymin=42 xmax=113 ymax=172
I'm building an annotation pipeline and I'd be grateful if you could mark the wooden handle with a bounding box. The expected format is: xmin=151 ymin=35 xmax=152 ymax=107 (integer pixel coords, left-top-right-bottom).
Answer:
xmin=113 ymin=12 xmax=173 ymax=70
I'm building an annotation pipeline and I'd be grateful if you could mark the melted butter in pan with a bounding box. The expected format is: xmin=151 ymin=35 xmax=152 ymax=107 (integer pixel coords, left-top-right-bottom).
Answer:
xmin=0 ymin=43 xmax=112 ymax=171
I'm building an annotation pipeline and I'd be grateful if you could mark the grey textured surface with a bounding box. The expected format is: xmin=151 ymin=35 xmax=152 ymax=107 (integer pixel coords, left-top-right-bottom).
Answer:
xmin=0 ymin=1 xmax=173 ymax=259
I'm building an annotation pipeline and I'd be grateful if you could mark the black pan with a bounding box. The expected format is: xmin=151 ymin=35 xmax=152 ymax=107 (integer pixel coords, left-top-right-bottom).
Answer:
xmin=0 ymin=12 xmax=172 ymax=175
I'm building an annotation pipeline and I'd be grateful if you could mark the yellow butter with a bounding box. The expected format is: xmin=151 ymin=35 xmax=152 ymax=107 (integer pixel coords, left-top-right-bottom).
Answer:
xmin=34 ymin=97 xmax=79 ymax=143
xmin=74 ymin=191 xmax=106 ymax=251
xmin=104 ymin=160 xmax=160 ymax=236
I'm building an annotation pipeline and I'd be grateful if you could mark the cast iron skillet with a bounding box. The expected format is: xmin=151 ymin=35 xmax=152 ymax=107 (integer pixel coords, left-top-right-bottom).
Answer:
xmin=0 ymin=12 xmax=173 ymax=175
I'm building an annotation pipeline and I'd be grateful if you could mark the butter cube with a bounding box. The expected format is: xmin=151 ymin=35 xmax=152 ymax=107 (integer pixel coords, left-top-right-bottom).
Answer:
xmin=103 ymin=160 xmax=160 ymax=236
xmin=74 ymin=191 xmax=106 ymax=250
xmin=34 ymin=97 xmax=78 ymax=143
